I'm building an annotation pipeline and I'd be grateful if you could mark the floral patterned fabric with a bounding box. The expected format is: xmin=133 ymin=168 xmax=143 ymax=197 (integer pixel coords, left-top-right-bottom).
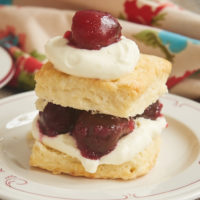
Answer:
xmin=0 ymin=0 xmax=200 ymax=99
xmin=0 ymin=26 xmax=45 ymax=90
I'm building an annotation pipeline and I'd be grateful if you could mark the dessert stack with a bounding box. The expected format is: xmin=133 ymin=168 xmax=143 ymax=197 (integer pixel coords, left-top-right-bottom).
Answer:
xmin=30 ymin=10 xmax=171 ymax=180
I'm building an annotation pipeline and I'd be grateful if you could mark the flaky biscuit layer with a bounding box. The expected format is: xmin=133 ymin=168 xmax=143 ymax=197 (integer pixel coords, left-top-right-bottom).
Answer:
xmin=35 ymin=54 xmax=171 ymax=117
xmin=30 ymin=136 xmax=160 ymax=180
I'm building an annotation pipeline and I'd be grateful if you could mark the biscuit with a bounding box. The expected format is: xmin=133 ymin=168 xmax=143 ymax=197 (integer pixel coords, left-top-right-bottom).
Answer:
xmin=35 ymin=54 xmax=171 ymax=118
xmin=30 ymin=135 xmax=160 ymax=180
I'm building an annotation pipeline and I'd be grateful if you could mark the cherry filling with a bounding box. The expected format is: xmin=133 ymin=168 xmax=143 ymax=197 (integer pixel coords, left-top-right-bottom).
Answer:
xmin=38 ymin=101 xmax=163 ymax=159
xmin=72 ymin=111 xmax=134 ymax=159
xmin=136 ymin=100 xmax=163 ymax=120
xmin=38 ymin=103 xmax=80 ymax=137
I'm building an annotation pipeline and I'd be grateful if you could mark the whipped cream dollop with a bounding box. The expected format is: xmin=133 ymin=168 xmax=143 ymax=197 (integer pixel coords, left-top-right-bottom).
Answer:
xmin=32 ymin=116 xmax=166 ymax=173
xmin=45 ymin=36 xmax=140 ymax=80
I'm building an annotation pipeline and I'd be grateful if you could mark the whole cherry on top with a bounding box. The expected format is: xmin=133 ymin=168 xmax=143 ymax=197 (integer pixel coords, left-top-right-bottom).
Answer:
xmin=64 ymin=10 xmax=122 ymax=50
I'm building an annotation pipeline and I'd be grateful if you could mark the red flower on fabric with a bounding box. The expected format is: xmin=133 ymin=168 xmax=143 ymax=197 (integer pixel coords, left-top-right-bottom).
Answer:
xmin=124 ymin=0 xmax=172 ymax=25
xmin=0 ymin=26 xmax=15 ymax=38
xmin=23 ymin=57 xmax=43 ymax=73
xmin=8 ymin=56 xmax=42 ymax=88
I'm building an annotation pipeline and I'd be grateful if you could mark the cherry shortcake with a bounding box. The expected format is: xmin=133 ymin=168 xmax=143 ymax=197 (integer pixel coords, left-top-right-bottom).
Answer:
xmin=30 ymin=10 xmax=171 ymax=180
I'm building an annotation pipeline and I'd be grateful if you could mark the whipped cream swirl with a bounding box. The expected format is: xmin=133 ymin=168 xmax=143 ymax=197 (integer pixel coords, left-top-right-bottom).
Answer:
xmin=45 ymin=36 xmax=140 ymax=80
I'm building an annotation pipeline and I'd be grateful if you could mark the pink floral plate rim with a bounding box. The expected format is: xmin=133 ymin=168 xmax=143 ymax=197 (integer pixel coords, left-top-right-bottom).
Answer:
xmin=0 ymin=47 xmax=15 ymax=88
xmin=0 ymin=91 xmax=200 ymax=200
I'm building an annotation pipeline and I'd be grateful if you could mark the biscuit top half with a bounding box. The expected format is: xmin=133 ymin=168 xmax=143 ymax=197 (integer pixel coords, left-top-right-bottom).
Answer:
xmin=35 ymin=54 xmax=171 ymax=118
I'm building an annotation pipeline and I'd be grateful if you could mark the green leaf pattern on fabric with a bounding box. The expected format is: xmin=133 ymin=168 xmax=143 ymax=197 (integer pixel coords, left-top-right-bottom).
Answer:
xmin=133 ymin=30 xmax=174 ymax=62
xmin=30 ymin=50 xmax=46 ymax=61
xmin=13 ymin=50 xmax=24 ymax=59
xmin=152 ymin=13 xmax=167 ymax=26
xmin=18 ymin=71 xmax=35 ymax=90
xmin=118 ymin=12 xmax=126 ymax=20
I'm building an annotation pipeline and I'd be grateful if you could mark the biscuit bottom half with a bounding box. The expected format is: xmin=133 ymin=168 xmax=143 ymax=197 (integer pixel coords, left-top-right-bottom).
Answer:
xmin=30 ymin=135 xmax=160 ymax=180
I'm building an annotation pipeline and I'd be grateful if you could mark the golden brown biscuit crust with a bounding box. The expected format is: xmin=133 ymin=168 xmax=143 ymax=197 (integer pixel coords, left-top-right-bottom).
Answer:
xmin=30 ymin=136 xmax=160 ymax=180
xmin=35 ymin=54 xmax=171 ymax=117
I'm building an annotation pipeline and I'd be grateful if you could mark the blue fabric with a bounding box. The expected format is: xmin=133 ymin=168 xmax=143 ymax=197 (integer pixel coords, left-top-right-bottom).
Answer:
xmin=158 ymin=30 xmax=200 ymax=53
xmin=0 ymin=35 xmax=19 ymax=48
xmin=0 ymin=0 xmax=12 ymax=5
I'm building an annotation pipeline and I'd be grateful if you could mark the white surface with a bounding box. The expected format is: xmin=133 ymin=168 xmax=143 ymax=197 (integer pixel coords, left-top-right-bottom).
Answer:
xmin=0 ymin=47 xmax=14 ymax=88
xmin=45 ymin=36 xmax=140 ymax=80
xmin=0 ymin=91 xmax=200 ymax=200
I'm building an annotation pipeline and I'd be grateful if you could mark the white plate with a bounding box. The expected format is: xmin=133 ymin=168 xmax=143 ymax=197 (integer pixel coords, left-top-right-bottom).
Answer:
xmin=0 ymin=91 xmax=200 ymax=200
xmin=0 ymin=47 xmax=15 ymax=88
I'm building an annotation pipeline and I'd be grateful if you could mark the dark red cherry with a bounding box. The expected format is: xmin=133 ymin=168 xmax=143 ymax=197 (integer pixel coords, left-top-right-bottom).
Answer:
xmin=38 ymin=103 xmax=80 ymax=137
xmin=72 ymin=111 xmax=134 ymax=159
xmin=69 ymin=10 xmax=122 ymax=50
xmin=137 ymin=101 xmax=163 ymax=120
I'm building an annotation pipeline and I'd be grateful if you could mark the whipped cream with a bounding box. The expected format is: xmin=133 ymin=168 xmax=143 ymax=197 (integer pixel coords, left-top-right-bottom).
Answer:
xmin=45 ymin=36 xmax=140 ymax=80
xmin=32 ymin=116 xmax=166 ymax=173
